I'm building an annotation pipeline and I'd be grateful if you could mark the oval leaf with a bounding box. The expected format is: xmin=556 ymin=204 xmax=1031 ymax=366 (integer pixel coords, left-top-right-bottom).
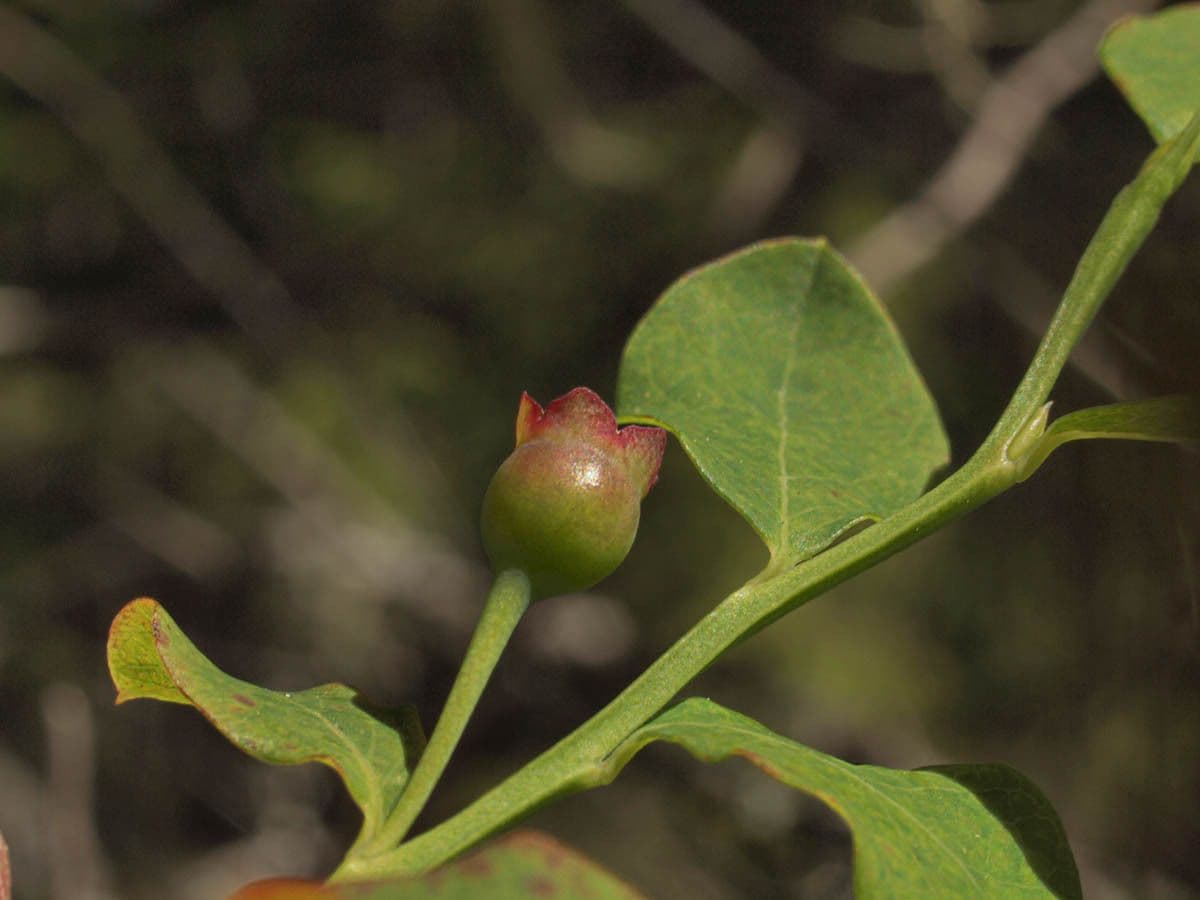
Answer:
xmin=229 ymin=830 xmax=645 ymax=899
xmin=1016 ymin=395 xmax=1200 ymax=481
xmin=604 ymin=699 xmax=1080 ymax=900
xmin=1101 ymin=5 xmax=1200 ymax=157
xmin=617 ymin=239 xmax=949 ymax=567
xmin=107 ymin=599 xmax=424 ymax=846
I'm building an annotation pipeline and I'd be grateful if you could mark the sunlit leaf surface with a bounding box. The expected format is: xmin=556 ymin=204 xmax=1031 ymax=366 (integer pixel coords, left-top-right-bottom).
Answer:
xmin=618 ymin=238 xmax=948 ymax=568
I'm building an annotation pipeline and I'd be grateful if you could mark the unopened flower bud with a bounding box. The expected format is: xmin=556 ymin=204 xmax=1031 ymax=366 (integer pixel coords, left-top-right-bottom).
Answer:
xmin=481 ymin=387 xmax=666 ymax=598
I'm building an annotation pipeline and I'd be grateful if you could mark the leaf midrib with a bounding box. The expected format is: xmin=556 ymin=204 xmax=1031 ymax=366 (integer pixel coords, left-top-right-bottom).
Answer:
xmin=773 ymin=254 xmax=818 ymax=561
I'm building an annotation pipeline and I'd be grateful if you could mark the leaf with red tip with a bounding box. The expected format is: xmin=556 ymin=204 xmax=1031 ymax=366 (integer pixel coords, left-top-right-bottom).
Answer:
xmin=107 ymin=599 xmax=424 ymax=849
xmin=0 ymin=829 xmax=10 ymax=900
xmin=230 ymin=830 xmax=645 ymax=899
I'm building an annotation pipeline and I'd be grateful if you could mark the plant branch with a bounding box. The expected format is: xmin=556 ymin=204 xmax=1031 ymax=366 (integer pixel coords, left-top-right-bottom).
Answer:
xmin=991 ymin=113 xmax=1200 ymax=446
xmin=339 ymin=570 xmax=532 ymax=872
xmin=847 ymin=0 xmax=1159 ymax=295
xmin=333 ymin=113 xmax=1199 ymax=883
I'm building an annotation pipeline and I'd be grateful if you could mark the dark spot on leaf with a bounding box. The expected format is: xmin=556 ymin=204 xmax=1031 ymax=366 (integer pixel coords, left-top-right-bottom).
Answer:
xmin=459 ymin=853 xmax=493 ymax=878
xmin=524 ymin=875 xmax=556 ymax=896
xmin=233 ymin=693 xmax=257 ymax=708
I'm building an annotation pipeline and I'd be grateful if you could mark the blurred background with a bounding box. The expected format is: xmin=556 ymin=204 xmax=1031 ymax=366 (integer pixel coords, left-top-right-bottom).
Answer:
xmin=1 ymin=0 xmax=1198 ymax=897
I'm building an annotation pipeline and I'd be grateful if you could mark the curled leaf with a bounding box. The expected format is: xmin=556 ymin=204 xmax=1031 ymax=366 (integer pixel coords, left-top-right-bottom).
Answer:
xmin=107 ymin=599 xmax=424 ymax=847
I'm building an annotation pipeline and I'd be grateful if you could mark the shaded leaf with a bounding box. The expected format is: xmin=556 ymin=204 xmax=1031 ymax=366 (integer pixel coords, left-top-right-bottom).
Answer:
xmin=229 ymin=830 xmax=646 ymax=899
xmin=617 ymin=239 xmax=948 ymax=568
xmin=1016 ymin=395 xmax=1200 ymax=480
xmin=604 ymin=699 xmax=1080 ymax=900
xmin=107 ymin=599 xmax=424 ymax=845
xmin=1101 ymin=5 xmax=1200 ymax=158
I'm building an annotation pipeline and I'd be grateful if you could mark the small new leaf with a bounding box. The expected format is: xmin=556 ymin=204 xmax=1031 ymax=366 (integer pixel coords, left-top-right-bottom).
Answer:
xmin=1014 ymin=396 xmax=1200 ymax=481
xmin=107 ymin=599 xmax=424 ymax=847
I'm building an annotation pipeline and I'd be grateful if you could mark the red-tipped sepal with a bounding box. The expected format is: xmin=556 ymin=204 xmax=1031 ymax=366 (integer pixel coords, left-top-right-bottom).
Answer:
xmin=483 ymin=387 xmax=666 ymax=598
xmin=515 ymin=387 xmax=665 ymax=496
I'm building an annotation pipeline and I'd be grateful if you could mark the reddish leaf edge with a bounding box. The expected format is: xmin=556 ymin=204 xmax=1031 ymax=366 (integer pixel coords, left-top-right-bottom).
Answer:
xmin=0 ymin=829 xmax=10 ymax=900
xmin=228 ymin=829 xmax=648 ymax=899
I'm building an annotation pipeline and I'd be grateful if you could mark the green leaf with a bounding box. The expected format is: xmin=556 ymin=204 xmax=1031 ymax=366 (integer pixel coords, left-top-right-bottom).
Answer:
xmin=617 ymin=238 xmax=949 ymax=568
xmin=604 ymin=699 xmax=1080 ymax=900
xmin=230 ymin=830 xmax=646 ymax=899
xmin=1101 ymin=5 xmax=1200 ymax=158
xmin=107 ymin=599 xmax=424 ymax=846
xmin=1015 ymin=395 xmax=1200 ymax=481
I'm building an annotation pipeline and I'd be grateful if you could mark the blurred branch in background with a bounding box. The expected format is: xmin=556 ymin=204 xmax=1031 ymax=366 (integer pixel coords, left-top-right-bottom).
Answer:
xmin=149 ymin=346 xmax=484 ymax=633
xmin=0 ymin=748 xmax=39 ymax=897
xmin=484 ymin=0 xmax=660 ymax=189
xmin=0 ymin=287 xmax=48 ymax=358
xmin=0 ymin=4 xmax=302 ymax=351
xmin=847 ymin=0 xmax=1158 ymax=298
xmin=967 ymin=235 xmax=1170 ymax=398
xmin=617 ymin=0 xmax=817 ymax=239
xmin=98 ymin=468 xmax=241 ymax=584
xmin=41 ymin=684 xmax=113 ymax=900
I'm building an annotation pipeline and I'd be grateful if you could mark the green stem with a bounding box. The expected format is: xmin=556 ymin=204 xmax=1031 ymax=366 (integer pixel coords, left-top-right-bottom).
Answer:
xmin=336 ymin=569 xmax=531 ymax=875
xmin=337 ymin=454 xmax=1008 ymax=882
xmin=991 ymin=113 xmax=1200 ymax=448
xmin=332 ymin=117 xmax=1199 ymax=883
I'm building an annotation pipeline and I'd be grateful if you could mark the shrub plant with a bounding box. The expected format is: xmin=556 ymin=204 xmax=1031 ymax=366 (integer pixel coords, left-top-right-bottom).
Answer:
xmin=99 ymin=8 xmax=1200 ymax=898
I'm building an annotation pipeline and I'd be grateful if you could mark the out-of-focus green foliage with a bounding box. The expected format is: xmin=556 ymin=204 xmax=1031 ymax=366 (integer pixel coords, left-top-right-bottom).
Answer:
xmin=1 ymin=2 xmax=1198 ymax=898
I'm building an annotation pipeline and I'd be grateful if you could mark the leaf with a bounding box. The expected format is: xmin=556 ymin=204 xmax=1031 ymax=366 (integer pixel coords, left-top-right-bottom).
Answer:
xmin=1015 ymin=395 xmax=1200 ymax=481
xmin=604 ymin=699 xmax=1080 ymax=900
xmin=229 ymin=830 xmax=646 ymax=899
xmin=107 ymin=598 xmax=424 ymax=846
xmin=0 ymin=829 xmax=9 ymax=900
xmin=617 ymin=238 xmax=949 ymax=568
xmin=1101 ymin=5 xmax=1200 ymax=158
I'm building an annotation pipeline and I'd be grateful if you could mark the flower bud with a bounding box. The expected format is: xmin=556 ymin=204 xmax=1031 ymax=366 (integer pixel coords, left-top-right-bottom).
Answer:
xmin=481 ymin=387 xmax=666 ymax=598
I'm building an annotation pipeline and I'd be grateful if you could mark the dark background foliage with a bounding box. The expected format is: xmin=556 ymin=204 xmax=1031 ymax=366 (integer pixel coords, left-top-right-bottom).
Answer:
xmin=1 ymin=1 xmax=1198 ymax=897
